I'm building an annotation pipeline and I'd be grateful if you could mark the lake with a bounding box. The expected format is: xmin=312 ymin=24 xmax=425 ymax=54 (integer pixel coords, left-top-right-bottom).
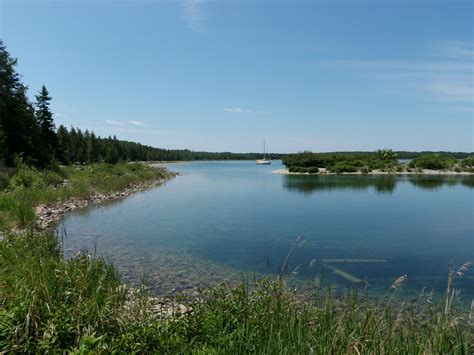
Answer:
xmin=60 ymin=161 xmax=473 ymax=304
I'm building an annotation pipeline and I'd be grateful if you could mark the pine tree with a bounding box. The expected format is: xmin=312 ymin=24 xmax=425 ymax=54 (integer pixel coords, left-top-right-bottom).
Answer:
xmin=56 ymin=125 xmax=71 ymax=164
xmin=35 ymin=85 xmax=57 ymax=166
xmin=0 ymin=40 xmax=38 ymax=166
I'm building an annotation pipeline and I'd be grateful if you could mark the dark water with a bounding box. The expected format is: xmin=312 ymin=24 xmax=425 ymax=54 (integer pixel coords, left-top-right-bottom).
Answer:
xmin=60 ymin=161 xmax=473 ymax=303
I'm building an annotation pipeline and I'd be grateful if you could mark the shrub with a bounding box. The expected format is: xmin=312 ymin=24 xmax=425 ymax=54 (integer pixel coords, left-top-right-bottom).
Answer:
xmin=328 ymin=162 xmax=358 ymax=173
xmin=0 ymin=173 xmax=9 ymax=190
xmin=289 ymin=166 xmax=307 ymax=173
xmin=9 ymin=165 xmax=43 ymax=190
xmin=460 ymin=156 xmax=474 ymax=168
xmin=41 ymin=171 xmax=65 ymax=187
xmin=412 ymin=154 xmax=456 ymax=170
xmin=307 ymin=167 xmax=319 ymax=174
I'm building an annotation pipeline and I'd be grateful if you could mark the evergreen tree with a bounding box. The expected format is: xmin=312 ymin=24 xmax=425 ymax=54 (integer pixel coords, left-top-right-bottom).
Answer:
xmin=35 ymin=85 xmax=57 ymax=166
xmin=56 ymin=124 xmax=71 ymax=164
xmin=0 ymin=40 xmax=37 ymax=166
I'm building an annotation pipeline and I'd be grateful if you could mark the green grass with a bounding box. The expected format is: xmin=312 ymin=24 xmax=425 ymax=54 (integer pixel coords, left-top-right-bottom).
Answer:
xmin=0 ymin=162 xmax=172 ymax=230
xmin=0 ymin=232 xmax=471 ymax=353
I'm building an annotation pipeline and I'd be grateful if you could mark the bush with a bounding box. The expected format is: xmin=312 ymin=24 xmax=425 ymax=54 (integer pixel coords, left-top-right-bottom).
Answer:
xmin=289 ymin=166 xmax=307 ymax=173
xmin=460 ymin=156 xmax=474 ymax=168
xmin=328 ymin=162 xmax=358 ymax=173
xmin=412 ymin=154 xmax=456 ymax=170
xmin=41 ymin=171 xmax=65 ymax=187
xmin=307 ymin=167 xmax=319 ymax=174
xmin=9 ymin=165 xmax=43 ymax=190
xmin=0 ymin=173 xmax=9 ymax=190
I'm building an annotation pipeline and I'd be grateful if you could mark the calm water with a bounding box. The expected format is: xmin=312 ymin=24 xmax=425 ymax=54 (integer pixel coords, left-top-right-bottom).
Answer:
xmin=60 ymin=161 xmax=473 ymax=302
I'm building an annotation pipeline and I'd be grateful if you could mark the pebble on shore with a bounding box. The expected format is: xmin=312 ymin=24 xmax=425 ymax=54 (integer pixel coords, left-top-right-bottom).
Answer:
xmin=35 ymin=179 xmax=172 ymax=230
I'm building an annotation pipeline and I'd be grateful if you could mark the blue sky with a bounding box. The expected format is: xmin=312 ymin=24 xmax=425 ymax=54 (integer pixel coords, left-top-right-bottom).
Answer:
xmin=1 ymin=0 xmax=472 ymax=152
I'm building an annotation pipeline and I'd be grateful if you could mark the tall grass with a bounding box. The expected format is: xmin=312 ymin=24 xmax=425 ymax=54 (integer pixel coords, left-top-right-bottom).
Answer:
xmin=0 ymin=162 xmax=172 ymax=230
xmin=0 ymin=232 xmax=471 ymax=353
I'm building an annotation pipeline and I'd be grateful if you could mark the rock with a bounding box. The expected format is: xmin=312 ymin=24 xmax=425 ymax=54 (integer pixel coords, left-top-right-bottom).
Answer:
xmin=33 ymin=177 xmax=172 ymax=231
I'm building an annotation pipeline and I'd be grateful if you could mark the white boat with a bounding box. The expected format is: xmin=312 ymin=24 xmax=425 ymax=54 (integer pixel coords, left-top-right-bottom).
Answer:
xmin=256 ymin=140 xmax=271 ymax=165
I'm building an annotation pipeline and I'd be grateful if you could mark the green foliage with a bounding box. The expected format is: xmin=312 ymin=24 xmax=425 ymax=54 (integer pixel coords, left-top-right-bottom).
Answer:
xmin=0 ymin=232 xmax=126 ymax=352
xmin=9 ymin=165 xmax=44 ymax=190
xmin=0 ymin=40 xmax=41 ymax=167
xmin=283 ymin=150 xmax=400 ymax=174
xmin=0 ymin=162 xmax=171 ymax=229
xmin=34 ymin=85 xmax=57 ymax=167
xmin=306 ymin=166 xmax=320 ymax=173
xmin=283 ymin=150 xmax=472 ymax=174
xmin=327 ymin=162 xmax=359 ymax=173
xmin=376 ymin=148 xmax=397 ymax=161
xmin=0 ymin=173 xmax=9 ymax=190
xmin=410 ymin=154 xmax=457 ymax=170
xmin=460 ymin=155 xmax=474 ymax=169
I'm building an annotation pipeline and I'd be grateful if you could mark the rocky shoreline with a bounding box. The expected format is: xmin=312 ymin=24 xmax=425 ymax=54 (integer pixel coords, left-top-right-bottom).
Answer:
xmin=35 ymin=175 xmax=176 ymax=230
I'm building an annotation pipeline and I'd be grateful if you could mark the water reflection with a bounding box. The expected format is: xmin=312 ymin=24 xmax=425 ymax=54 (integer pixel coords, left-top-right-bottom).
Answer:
xmin=409 ymin=175 xmax=474 ymax=190
xmin=283 ymin=175 xmax=397 ymax=194
xmin=283 ymin=174 xmax=474 ymax=194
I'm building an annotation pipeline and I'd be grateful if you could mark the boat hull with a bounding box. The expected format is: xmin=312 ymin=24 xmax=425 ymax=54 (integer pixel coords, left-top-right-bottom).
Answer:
xmin=256 ymin=160 xmax=271 ymax=165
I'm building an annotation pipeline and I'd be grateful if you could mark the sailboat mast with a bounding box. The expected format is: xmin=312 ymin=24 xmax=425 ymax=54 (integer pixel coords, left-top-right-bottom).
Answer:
xmin=263 ymin=140 xmax=266 ymax=160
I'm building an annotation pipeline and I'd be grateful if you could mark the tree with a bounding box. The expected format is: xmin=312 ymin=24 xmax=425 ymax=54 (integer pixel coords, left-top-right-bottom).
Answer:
xmin=0 ymin=40 xmax=38 ymax=166
xmin=376 ymin=149 xmax=397 ymax=161
xmin=56 ymin=125 xmax=71 ymax=164
xmin=105 ymin=146 xmax=120 ymax=164
xmin=35 ymin=85 xmax=57 ymax=166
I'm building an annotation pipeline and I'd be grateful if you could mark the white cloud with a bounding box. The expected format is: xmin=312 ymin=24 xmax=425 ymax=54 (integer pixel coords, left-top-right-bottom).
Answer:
xmin=106 ymin=119 xmax=128 ymax=126
xmin=182 ymin=0 xmax=206 ymax=33
xmin=128 ymin=120 xmax=145 ymax=126
xmin=106 ymin=119 xmax=146 ymax=127
xmin=431 ymin=40 xmax=474 ymax=59
xmin=223 ymin=107 xmax=259 ymax=114
xmin=330 ymin=41 xmax=473 ymax=106
xmin=425 ymin=82 xmax=473 ymax=103
xmin=114 ymin=128 xmax=163 ymax=135
xmin=54 ymin=113 xmax=68 ymax=118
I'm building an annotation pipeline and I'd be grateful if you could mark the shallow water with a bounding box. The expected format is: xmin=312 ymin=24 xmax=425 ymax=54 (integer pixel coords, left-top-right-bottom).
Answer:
xmin=60 ymin=161 xmax=473 ymax=303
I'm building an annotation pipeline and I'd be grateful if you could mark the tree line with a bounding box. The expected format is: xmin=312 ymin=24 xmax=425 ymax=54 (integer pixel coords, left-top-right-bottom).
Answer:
xmin=55 ymin=126 xmax=284 ymax=165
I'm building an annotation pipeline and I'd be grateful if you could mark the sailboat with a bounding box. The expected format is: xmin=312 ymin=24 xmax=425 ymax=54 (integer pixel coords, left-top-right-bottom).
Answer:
xmin=256 ymin=140 xmax=271 ymax=165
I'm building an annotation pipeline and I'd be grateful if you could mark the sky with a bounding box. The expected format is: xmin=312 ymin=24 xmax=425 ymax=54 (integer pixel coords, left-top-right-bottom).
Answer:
xmin=0 ymin=0 xmax=472 ymax=153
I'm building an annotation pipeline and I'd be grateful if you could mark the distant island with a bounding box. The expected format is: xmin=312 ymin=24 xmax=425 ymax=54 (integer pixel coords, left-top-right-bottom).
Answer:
xmin=276 ymin=150 xmax=474 ymax=175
